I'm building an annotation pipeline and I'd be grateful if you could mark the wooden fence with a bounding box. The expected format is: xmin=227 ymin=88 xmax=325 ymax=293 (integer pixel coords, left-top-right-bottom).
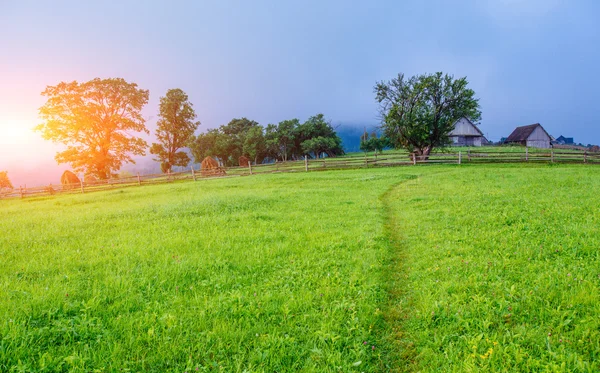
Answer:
xmin=2 ymin=148 xmax=599 ymax=199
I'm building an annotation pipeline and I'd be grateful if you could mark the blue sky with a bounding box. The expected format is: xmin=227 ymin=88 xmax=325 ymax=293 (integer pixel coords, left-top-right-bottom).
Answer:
xmin=1 ymin=0 xmax=599 ymax=184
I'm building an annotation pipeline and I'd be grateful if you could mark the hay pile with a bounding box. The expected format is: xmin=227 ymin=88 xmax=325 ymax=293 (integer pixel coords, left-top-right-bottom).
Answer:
xmin=61 ymin=170 xmax=80 ymax=190
xmin=238 ymin=156 xmax=250 ymax=167
xmin=201 ymin=157 xmax=226 ymax=177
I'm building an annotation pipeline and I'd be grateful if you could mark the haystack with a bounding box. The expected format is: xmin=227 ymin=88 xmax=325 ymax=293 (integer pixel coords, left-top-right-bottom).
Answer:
xmin=61 ymin=170 xmax=80 ymax=190
xmin=238 ymin=155 xmax=250 ymax=167
xmin=201 ymin=157 xmax=226 ymax=177
xmin=84 ymin=174 xmax=98 ymax=184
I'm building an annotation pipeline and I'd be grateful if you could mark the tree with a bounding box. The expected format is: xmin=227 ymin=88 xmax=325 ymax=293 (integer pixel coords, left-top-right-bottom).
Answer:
xmin=368 ymin=132 xmax=389 ymax=155
xmin=243 ymin=126 xmax=266 ymax=164
xmin=275 ymin=119 xmax=298 ymax=161
xmin=375 ymin=72 xmax=481 ymax=157
xmin=301 ymin=136 xmax=338 ymax=159
xmin=218 ymin=118 xmax=260 ymax=166
xmin=36 ymin=78 xmax=149 ymax=179
xmin=189 ymin=129 xmax=219 ymax=163
xmin=0 ymin=171 xmax=13 ymax=190
xmin=294 ymin=114 xmax=344 ymax=158
xmin=360 ymin=130 xmax=373 ymax=154
xmin=150 ymin=89 xmax=200 ymax=173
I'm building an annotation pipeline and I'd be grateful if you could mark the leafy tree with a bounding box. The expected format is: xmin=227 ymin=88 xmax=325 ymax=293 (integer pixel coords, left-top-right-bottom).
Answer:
xmin=189 ymin=129 xmax=219 ymax=162
xmin=243 ymin=126 xmax=266 ymax=164
xmin=274 ymin=119 xmax=298 ymax=161
xmin=264 ymin=124 xmax=280 ymax=160
xmin=301 ymin=136 xmax=338 ymax=159
xmin=375 ymin=72 xmax=481 ymax=157
xmin=219 ymin=118 xmax=260 ymax=165
xmin=294 ymin=114 xmax=344 ymax=158
xmin=36 ymin=78 xmax=149 ymax=179
xmin=0 ymin=171 xmax=13 ymax=190
xmin=360 ymin=130 xmax=373 ymax=154
xmin=150 ymin=89 xmax=200 ymax=173
xmin=368 ymin=132 xmax=389 ymax=154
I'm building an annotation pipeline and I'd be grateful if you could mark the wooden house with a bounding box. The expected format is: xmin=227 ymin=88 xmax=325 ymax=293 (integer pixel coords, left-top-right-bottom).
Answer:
xmin=554 ymin=135 xmax=574 ymax=145
xmin=505 ymin=123 xmax=552 ymax=148
xmin=448 ymin=117 xmax=486 ymax=146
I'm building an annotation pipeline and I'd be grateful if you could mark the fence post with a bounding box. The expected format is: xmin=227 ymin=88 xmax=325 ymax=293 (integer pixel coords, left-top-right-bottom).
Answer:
xmin=526 ymin=147 xmax=529 ymax=161
xmin=551 ymin=149 xmax=554 ymax=163
xmin=137 ymin=172 xmax=142 ymax=185
xmin=467 ymin=149 xmax=471 ymax=162
xmin=248 ymin=162 xmax=253 ymax=175
xmin=80 ymin=179 xmax=84 ymax=194
xmin=191 ymin=167 xmax=196 ymax=181
xmin=167 ymin=169 xmax=171 ymax=182
xmin=304 ymin=155 xmax=308 ymax=172
xmin=458 ymin=151 xmax=462 ymax=165
xmin=412 ymin=153 xmax=416 ymax=165
xmin=20 ymin=186 xmax=23 ymax=199
xmin=584 ymin=151 xmax=587 ymax=164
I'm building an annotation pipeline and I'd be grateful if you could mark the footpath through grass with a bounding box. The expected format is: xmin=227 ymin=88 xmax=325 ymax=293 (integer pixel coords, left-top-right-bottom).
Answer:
xmin=2 ymin=163 xmax=599 ymax=372
xmin=0 ymin=167 xmax=426 ymax=372
xmin=385 ymin=164 xmax=600 ymax=372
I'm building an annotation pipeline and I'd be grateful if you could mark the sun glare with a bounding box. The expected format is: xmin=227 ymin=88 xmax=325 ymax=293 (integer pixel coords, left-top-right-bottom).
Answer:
xmin=0 ymin=120 xmax=34 ymax=145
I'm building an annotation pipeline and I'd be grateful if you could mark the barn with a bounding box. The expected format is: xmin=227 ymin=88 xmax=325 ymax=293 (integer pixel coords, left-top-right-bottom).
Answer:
xmin=448 ymin=117 xmax=486 ymax=146
xmin=505 ymin=123 xmax=552 ymax=148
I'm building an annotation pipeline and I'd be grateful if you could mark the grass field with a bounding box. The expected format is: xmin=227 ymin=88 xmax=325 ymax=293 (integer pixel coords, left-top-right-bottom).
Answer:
xmin=1 ymin=163 xmax=599 ymax=372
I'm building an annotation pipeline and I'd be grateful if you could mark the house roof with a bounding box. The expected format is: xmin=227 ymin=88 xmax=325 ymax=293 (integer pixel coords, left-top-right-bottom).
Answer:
xmin=506 ymin=123 xmax=551 ymax=142
xmin=450 ymin=117 xmax=484 ymax=136
xmin=556 ymin=135 xmax=573 ymax=142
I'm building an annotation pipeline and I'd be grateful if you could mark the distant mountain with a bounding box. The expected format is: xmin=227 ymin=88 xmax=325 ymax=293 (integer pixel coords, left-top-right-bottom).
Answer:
xmin=335 ymin=124 xmax=382 ymax=153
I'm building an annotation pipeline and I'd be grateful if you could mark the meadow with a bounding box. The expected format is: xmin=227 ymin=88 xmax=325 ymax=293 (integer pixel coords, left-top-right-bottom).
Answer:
xmin=1 ymin=163 xmax=599 ymax=372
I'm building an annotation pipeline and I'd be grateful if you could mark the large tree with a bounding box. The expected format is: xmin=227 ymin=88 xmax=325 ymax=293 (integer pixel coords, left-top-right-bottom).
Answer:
xmin=150 ymin=88 xmax=200 ymax=173
xmin=375 ymin=72 xmax=481 ymax=157
xmin=36 ymin=78 xmax=149 ymax=179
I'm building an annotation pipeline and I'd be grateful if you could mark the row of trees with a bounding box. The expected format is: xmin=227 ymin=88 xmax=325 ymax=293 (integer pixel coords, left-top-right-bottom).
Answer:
xmin=33 ymin=72 xmax=480 ymax=180
xmin=188 ymin=114 xmax=344 ymax=167
xmin=34 ymin=78 xmax=343 ymax=179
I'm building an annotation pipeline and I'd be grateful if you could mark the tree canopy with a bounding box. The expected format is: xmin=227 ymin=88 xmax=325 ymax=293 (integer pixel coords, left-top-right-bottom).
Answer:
xmin=188 ymin=114 xmax=343 ymax=166
xmin=150 ymin=88 xmax=200 ymax=173
xmin=375 ymin=72 xmax=481 ymax=156
xmin=36 ymin=78 xmax=149 ymax=179
xmin=0 ymin=171 xmax=13 ymax=190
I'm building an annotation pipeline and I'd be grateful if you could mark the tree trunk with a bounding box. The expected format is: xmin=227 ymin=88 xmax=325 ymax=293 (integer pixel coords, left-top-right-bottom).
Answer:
xmin=415 ymin=146 xmax=432 ymax=161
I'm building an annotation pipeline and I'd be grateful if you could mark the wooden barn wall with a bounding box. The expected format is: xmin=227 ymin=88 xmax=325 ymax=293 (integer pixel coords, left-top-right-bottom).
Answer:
xmin=527 ymin=126 xmax=551 ymax=148
xmin=449 ymin=118 xmax=481 ymax=136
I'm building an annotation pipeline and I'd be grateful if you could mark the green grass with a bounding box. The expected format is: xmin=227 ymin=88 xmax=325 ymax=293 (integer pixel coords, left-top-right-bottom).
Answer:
xmin=385 ymin=164 xmax=600 ymax=372
xmin=1 ymin=163 xmax=599 ymax=372
xmin=0 ymin=167 xmax=427 ymax=372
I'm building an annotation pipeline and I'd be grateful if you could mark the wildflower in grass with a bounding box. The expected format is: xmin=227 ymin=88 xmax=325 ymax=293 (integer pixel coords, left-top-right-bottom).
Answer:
xmin=363 ymin=341 xmax=367 ymax=345
xmin=372 ymin=345 xmax=375 ymax=350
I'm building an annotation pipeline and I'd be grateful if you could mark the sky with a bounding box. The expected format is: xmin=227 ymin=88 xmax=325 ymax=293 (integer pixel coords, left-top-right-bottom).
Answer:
xmin=1 ymin=0 xmax=599 ymax=186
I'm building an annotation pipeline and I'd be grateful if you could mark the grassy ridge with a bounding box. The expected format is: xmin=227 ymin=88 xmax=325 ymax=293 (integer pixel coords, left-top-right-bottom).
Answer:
xmin=0 ymin=168 xmax=426 ymax=372
xmin=386 ymin=164 xmax=600 ymax=371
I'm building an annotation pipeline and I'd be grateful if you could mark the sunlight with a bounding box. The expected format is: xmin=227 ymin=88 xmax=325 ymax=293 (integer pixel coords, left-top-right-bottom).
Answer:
xmin=0 ymin=119 xmax=34 ymax=145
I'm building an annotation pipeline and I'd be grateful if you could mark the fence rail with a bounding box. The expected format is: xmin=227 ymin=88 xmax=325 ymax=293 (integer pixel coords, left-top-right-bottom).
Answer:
xmin=2 ymin=148 xmax=599 ymax=199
